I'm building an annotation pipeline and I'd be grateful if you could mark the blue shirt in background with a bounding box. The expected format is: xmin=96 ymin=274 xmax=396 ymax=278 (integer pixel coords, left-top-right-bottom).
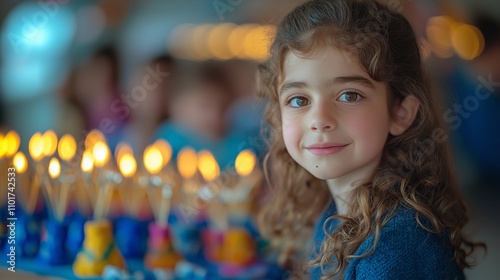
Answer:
xmin=153 ymin=121 xmax=262 ymax=170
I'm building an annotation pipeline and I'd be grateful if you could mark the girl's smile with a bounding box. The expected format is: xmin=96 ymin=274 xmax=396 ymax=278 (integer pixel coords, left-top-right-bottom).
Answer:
xmin=305 ymin=142 xmax=349 ymax=156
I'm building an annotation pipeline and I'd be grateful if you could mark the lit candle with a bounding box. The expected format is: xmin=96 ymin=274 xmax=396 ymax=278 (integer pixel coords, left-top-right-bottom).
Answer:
xmin=154 ymin=139 xmax=172 ymax=168
xmin=80 ymin=150 xmax=96 ymax=213
xmin=13 ymin=151 xmax=29 ymax=210
xmin=4 ymin=130 xmax=21 ymax=159
xmin=1 ymin=131 xmax=20 ymax=208
xmin=197 ymin=150 xmax=221 ymax=206
xmin=57 ymin=134 xmax=78 ymax=221
xmin=117 ymin=147 xmax=140 ymax=218
xmin=91 ymin=140 xmax=114 ymax=221
xmin=144 ymin=143 xmax=174 ymax=228
xmin=92 ymin=141 xmax=111 ymax=169
xmin=152 ymin=139 xmax=175 ymax=183
xmin=27 ymin=132 xmax=45 ymax=215
xmin=13 ymin=151 xmax=28 ymax=173
xmin=85 ymin=130 xmax=106 ymax=152
xmin=234 ymin=150 xmax=262 ymax=189
xmin=197 ymin=150 xmax=225 ymax=229
xmin=43 ymin=157 xmax=61 ymax=220
xmin=227 ymin=150 xmax=263 ymax=220
xmin=177 ymin=147 xmax=198 ymax=196
xmin=58 ymin=134 xmax=77 ymax=162
xmin=42 ymin=130 xmax=58 ymax=158
xmin=115 ymin=143 xmax=133 ymax=165
xmin=81 ymin=150 xmax=95 ymax=173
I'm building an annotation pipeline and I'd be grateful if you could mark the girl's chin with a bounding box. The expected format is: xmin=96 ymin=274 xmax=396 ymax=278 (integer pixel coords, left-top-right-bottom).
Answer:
xmin=306 ymin=168 xmax=343 ymax=181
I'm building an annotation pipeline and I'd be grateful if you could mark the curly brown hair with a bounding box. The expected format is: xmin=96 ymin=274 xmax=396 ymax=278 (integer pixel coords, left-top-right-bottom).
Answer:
xmin=257 ymin=0 xmax=484 ymax=278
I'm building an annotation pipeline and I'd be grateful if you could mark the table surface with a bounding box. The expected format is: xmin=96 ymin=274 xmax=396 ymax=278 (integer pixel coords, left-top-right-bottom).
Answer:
xmin=0 ymin=269 xmax=63 ymax=279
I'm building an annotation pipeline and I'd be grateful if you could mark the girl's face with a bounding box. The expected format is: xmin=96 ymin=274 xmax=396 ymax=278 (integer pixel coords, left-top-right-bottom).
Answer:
xmin=280 ymin=47 xmax=394 ymax=183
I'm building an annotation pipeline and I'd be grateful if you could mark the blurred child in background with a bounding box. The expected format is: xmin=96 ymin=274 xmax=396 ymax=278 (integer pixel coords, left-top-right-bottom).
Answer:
xmin=108 ymin=54 xmax=176 ymax=157
xmin=154 ymin=61 xmax=253 ymax=169
xmin=74 ymin=47 xmax=126 ymax=138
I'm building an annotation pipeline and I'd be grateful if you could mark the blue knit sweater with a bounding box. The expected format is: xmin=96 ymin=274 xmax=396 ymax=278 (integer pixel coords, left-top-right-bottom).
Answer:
xmin=310 ymin=203 xmax=464 ymax=279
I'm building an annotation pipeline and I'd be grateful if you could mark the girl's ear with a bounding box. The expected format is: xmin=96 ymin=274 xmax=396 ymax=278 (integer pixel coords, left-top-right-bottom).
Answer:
xmin=389 ymin=95 xmax=420 ymax=136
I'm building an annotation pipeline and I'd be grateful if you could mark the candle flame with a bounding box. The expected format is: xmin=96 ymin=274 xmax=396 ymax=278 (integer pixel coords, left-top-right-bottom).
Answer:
xmin=42 ymin=130 xmax=58 ymax=157
xmin=118 ymin=153 xmax=137 ymax=178
xmin=235 ymin=150 xmax=256 ymax=176
xmin=177 ymin=147 xmax=197 ymax=178
xmin=92 ymin=141 xmax=110 ymax=167
xmin=144 ymin=144 xmax=163 ymax=175
xmin=5 ymin=130 xmax=21 ymax=157
xmin=197 ymin=150 xmax=219 ymax=182
xmin=115 ymin=142 xmax=133 ymax=164
xmin=154 ymin=139 xmax=172 ymax=166
xmin=58 ymin=134 xmax=77 ymax=162
xmin=81 ymin=150 xmax=94 ymax=173
xmin=48 ymin=157 xmax=61 ymax=179
xmin=29 ymin=132 xmax=44 ymax=161
xmin=85 ymin=129 xmax=105 ymax=151
xmin=13 ymin=151 xmax=28 ymax=174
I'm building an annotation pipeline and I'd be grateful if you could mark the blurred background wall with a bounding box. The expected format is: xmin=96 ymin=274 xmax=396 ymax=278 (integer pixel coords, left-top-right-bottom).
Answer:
xmin=0 ymin=0 xmax=498 ymax=278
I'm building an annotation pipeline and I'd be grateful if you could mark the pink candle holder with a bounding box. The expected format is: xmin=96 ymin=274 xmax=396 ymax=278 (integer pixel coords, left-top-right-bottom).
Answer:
xmin=144 ymin=222 xmax=181 ymax=270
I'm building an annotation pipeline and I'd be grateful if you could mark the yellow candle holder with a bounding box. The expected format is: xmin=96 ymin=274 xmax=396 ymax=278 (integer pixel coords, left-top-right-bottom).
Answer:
xmin=73 ymin=220 xmax=126 ymax=277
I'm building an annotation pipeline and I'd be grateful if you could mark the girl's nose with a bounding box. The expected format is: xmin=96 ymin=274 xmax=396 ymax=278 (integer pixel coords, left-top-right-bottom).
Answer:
xmin=309 ymin=104 xmax=336 ymax=132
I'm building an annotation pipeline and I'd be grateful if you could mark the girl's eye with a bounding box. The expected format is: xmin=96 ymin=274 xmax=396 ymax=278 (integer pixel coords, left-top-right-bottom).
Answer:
xmin=288 ymin=96 xmax=310 ymax=108
xmin=337 ymin=91 xmax=364 ymax=103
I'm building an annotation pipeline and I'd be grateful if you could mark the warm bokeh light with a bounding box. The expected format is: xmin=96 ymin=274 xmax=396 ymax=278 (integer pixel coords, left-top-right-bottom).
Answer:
xmin=177 ymin=147 xmax=197 ymax=179
xmin=92 ymin=141 xmax=110 ymax=167
xmin=243 ymin=25 xmax=275 ymax=61
xmin=5 ymin=130 xmax=21 ymax=157
xmin=197 ymin=150 xmax=220 ymax=182
xmin=115 ymin=142 xmax=134 ymax=164
xmin=426 ymin=16 xmax=455 ymax=58
xmin=81 ymin=150 xmax=94 ymax=173
xmin=208 ymin=23 xmax=236 ymax=60
xmin=42 ymin=130 xmax=58 ymax=157
xmin=229 ymin=24 xmax=257 ymax=58
xmin=170 ymin=23 xmax=276 ymax=61
xmin=144 ymin=145 xmax=163 ymax=175
xmin=85 ymin=129 xmax=105 ymax=151
xmin=192 ymin=24 xmax=214 ymax=61
xmin=451 ymin=24 xmax=484 ymax=60
xmin=154 ymin=139 xmax=172 ymax=166
xmin=58 ymin=134 xmax=77 ymax=162
xmin=29 ymin=132 xmax=44 ymax=161
xmin=48 ymin=157 xmax=61 ymax=179
xmin=235 ymin=150 xmax=256 ymax=176
xmin=13 ymin=151 xmax=28 ymax=174
xmin=118 ymin=153 xmax=137 ymax=178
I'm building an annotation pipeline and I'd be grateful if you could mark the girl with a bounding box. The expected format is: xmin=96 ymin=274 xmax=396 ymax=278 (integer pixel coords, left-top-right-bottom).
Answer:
xmin=257 ymin=0 xmax=484 ymax=279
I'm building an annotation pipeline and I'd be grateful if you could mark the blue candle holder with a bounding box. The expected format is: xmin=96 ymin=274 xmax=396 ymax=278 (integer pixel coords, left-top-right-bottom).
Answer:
xmin=114 ymin=216 xmax=148 ymax=259
xmin=66 ymin=213 xmax=88 ymax=261
xmin=2 ymin=213 xmax=41 ymax=258
xmin=37 ymin=218 xmax=69 ymax=265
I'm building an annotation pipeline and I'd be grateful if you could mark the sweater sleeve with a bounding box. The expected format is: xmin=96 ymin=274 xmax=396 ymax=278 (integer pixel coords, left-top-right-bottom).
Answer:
xmin=346 ymin=209 xmax=464 ymax=280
